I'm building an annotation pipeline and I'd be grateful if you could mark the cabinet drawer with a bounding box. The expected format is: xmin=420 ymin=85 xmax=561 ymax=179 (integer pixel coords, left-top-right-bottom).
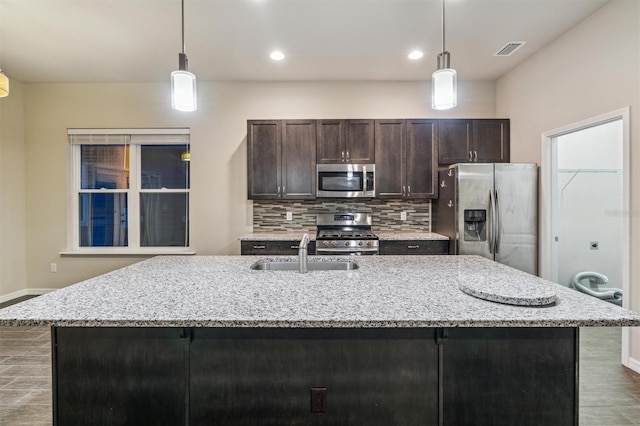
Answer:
xmin=241 ymin=240 xmax=316 ymax=255
xmin=379 ymin=240 xmax=448 ymax=255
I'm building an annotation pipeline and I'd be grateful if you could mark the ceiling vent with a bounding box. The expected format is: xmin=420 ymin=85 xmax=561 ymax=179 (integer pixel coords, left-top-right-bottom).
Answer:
xmin=494 ymin=42 xmax=526 ymax=57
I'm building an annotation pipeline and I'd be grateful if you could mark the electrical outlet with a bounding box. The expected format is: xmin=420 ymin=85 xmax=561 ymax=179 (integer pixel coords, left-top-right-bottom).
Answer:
xmin=50 ymin=263 xmax=57 ymax=273
xmin=400 ymin=211 xmax=407 ymax=221
xmin=310 ymin=387 xmax=327 ymax=413
xmin=286 ymin=211 xmax=293 ymax=221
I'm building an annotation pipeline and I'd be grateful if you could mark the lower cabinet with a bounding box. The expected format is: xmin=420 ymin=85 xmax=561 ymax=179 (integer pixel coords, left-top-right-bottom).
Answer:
xmin=190 ymin=328 xmax=438 ymax=425
xmin=241 ymin=240 xmax=316 ymax=255
xmin=52 ymin=327 xmax=577 ymax=426
xmin=53 ymin=328 xmax=189 ymax=426
xmin=379 ymin=239 xmax=449 ymax=255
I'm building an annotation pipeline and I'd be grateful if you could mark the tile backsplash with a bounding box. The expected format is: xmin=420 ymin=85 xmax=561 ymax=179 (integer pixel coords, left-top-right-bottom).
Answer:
xmin=253 ymin=200 xmax=431 ymax=232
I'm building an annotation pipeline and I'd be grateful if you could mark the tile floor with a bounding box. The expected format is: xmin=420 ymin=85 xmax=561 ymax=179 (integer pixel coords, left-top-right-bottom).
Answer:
xmin=0 ymin=322 xmax=638 ymax=425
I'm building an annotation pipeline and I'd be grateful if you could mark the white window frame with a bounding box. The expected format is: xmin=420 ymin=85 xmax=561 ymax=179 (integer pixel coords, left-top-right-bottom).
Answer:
xmin=62 ymin=128 xmax=194 ymax=255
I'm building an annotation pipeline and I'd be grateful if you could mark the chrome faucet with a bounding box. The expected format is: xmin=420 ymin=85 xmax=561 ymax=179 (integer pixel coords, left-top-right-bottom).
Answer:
xmin=299 ymin=233 xmax=310 ymax=273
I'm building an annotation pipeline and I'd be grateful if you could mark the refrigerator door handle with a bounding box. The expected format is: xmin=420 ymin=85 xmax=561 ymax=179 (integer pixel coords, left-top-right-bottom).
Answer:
xmin=488 ymin=190 xmax=495 ymax=254
xmin=494 ymin=190 xmax=501 ymax=253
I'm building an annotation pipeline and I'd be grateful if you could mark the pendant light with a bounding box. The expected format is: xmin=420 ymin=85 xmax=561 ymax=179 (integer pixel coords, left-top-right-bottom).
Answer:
xmin=171 ymin=0 xmax=197 ymax=112
xmin=0 ymin=70 xmax=8 ymax=98
xmin=432 ymin=0 xmax=457 ymax=110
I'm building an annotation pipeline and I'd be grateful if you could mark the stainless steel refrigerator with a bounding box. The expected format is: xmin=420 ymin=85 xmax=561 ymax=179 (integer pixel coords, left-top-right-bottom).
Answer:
xmin=434 ymin=163 xmax=538 ymax=275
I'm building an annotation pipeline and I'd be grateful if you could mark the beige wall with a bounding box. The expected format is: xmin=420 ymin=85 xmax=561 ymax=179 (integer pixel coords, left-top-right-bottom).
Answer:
xmin=0 ymin=79 xmax=27 ymax=300
xmin=21 ymin=80 xmax=495 ymax=294
xmin=496 ymin=0 xmax=640 ymax=360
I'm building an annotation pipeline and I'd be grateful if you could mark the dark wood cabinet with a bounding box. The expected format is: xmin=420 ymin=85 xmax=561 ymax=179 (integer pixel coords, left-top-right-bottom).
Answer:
xmin=442 ymin=328 xmax=577 ymax=426
xmin=190 ymin=328 xmax=439 ymax=425
xmin=379 ymin=239 xmax=448 ymax=255
xmin=52 ymin=326 xmax=578 ymax=426
xmin=375 ymin=119 xmax=437 ymax=199
xmin=248 ymin=120 xmax=316 ymax=200
xmin=247 ymin=120 xmax=281 ymax=199
xmin=375 ymin=119 xmax=406 ymax=198
xmin=317 ymin=119 xmax=374 ymax=164
xmin=241 ymin=240 xmax=316 ymax=255
xmin=438 ymin=119 xmax=472 ymax=165
xmin=438 ymin=119 xmax=509 ymax=165
xmin=53 ymin=327 xmax=189 ymax=426
xmin=473 ymin=119 xmax=510 ymax=163
xmin=406 ymin=119 xmax=438 ymax=198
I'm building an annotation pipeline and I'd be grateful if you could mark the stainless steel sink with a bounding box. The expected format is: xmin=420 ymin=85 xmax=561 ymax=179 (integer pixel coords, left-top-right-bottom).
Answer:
xmin=250 ymin=259 xmax=359 ymax=271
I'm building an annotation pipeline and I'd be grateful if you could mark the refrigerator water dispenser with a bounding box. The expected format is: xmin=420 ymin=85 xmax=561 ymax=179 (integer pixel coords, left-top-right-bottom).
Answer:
xmin=464 ymin=209 xmax=486 ymax=241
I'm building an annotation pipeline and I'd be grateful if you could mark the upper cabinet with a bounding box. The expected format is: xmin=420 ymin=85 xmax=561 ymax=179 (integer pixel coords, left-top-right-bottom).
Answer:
xmin=247 ymin=118 xmax=508 ymax=200
xmin=247 ymin=120 xmax=316 ymax=200
xmin=317 ymin=119 xmax=375 ymax=164
xmin=438 ymin=119 xmax=510 ymax=165
xmin=375 ymin=119 xmax=438 ymax=199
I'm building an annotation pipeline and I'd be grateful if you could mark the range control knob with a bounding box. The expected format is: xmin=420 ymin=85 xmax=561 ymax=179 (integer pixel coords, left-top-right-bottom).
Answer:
xmin=331 ymin=241 xmax=337 ymax=247
xmin=344 ymin=241 xmax=351 ymax=247
xmin=358 ymin=241 xmax=363 ymax=246
xmin=367 ymin=241 xmax=373 ymax=247
xmin=323 ymin=241 xmax=329 ymax=247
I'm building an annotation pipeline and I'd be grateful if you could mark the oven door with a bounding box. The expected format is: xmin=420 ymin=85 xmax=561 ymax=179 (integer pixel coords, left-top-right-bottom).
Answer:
xmin=315 ymin=247 xmax=379 ymax=256
xmin=316 ymin=164 xmax=375 ymax=198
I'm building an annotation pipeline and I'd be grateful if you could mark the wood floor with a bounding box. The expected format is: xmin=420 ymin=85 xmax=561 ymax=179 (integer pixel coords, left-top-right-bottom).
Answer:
xmin=0 ymin=323 xmax=638 ymax=425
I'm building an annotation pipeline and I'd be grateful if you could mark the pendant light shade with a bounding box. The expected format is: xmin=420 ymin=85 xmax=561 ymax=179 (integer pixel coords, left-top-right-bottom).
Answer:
xmin=432 ymin=52 xmax=457 ymax=110
xmin=0 ymin=70 xmax=8 ymax=98
xmin=432 ymin=0 xmax=457 ymax=110
xmin=171 ymin=0 xmax=197 ymax=112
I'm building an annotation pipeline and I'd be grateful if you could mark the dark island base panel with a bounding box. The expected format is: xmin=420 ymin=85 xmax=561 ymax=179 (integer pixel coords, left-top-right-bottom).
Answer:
xmin=52 ymin=327 xmax=577 ymax=426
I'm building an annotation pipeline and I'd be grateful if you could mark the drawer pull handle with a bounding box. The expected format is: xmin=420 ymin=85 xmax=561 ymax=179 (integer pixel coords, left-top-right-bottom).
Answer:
xmin=407 ymin=245 xmax=420 ymax=249
xmin=253 ymin=245 xmax=266 ymax=249
xmin=290 ymin=245 xmax=299 ymax=249
xmin=441 ymin=180 xmax=446 ymax=188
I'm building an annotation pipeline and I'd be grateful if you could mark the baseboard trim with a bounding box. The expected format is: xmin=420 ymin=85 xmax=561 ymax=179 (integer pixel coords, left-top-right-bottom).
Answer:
xmin=0 ymin=288 xmax=56 ymax=304
xmin=628 ymin=356 xmax=640 ymax=375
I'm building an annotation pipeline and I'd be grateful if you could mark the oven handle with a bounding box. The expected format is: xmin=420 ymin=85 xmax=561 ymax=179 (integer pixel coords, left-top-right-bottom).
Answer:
xmin=316 ymin=248 xmax=379 ymax=253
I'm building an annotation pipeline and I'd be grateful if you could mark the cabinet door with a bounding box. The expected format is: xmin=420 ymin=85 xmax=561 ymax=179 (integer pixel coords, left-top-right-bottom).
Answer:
xmin=281 ymin=120 xmax=317 ymax=199
xmin=54 ymin=327 xmax=189 ymax=426
xmin=473 ymin=119 xmax=510 ymax=163
xmin=442 ymin=328 xmax=577 ymax=426
xmin=406 ymin=119 xmax=437 ymax=199
xmin=317 ymin=119 xmax=345 ymax=164
xmin=438 ymin=119 xmax=472 ymax=165
xmin=345 ymin=119 xmax=375 ymax=163
xmin=375 ymin=119 xmax=406 ymax=198
xmin=247 ymin=120 xmax=281 ymax=199
xmin=190 ymin=328 xmax=438 ymax=425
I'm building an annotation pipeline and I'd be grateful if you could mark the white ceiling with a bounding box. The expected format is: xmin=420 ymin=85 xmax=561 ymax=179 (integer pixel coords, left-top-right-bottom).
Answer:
xmin=0 ymin=0 xmax=609 ymax=83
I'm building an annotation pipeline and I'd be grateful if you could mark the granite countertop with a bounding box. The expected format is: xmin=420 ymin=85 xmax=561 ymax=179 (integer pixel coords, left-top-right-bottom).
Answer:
xmin=239 ymin=232 xmax=448 ymax=241
xmin=239 ymin=232 xmax=317 ymax=241
xmin=1 ymin=255 xmax=638 ymax=328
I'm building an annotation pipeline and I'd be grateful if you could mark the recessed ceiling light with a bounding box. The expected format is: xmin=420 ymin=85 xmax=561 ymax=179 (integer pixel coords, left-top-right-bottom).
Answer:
xmin=408 ymin=50 xmax=424 ymax=60
xmin=270 ymin=51 xmax=285 ymax=61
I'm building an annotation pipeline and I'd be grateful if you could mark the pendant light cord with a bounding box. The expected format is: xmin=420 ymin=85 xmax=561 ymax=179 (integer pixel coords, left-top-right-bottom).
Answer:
xmin=181 ymin=0 xmax=186 ymax=55
xmin=441 ymin=0 xmax=446 ymax=54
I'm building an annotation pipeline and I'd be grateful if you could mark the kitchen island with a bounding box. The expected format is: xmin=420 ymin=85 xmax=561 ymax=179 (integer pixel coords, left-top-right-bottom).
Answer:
xmin=1 ymin=255 xmax=639 ymax=425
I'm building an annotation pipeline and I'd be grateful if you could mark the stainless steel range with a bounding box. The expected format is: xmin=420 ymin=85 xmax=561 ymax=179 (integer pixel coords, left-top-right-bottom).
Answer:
xmin=315 ymin=213 xmax=379 ymax=255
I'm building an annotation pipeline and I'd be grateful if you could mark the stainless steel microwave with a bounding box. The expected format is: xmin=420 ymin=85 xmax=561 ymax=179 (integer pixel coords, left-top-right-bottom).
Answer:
xmin=316 ymin=164 xmax=375 ymax=198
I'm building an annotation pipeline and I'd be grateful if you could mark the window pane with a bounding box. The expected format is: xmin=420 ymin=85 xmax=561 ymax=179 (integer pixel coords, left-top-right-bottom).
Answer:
xmin=140 ymin=193 xmax=189 ymax=247
xmin=141 ymin=145 xmax=190 ymax=189
xmin=79 ymin=193 xmax=128 ymax=247
xmin=80 ymin=145 xmax=129 ymax=189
